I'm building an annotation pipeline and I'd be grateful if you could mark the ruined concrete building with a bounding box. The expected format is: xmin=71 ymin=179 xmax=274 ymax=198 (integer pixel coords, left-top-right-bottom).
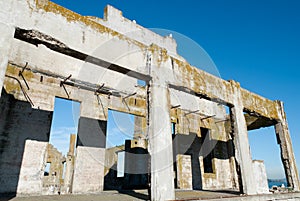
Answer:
xmin=0 ymin=1 xmax=299 ymax=201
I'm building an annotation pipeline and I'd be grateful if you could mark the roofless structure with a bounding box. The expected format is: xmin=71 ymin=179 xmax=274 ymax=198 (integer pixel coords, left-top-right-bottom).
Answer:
xmin=0 ymin=1 xmax=299 ymax=200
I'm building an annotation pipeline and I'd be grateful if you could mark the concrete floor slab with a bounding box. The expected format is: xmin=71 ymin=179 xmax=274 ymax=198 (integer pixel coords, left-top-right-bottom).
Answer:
xmin=1 ymin=190 xmax=300 ymax=201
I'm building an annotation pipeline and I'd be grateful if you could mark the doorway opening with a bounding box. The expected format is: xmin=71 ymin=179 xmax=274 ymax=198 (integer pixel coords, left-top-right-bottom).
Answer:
xmin=104 ymin=109 xmax=140 ymax=190
xmin=43 ymin=97 xmax=80 ymax=194
xmin=248 ymin=126 xmax=286 ymax=188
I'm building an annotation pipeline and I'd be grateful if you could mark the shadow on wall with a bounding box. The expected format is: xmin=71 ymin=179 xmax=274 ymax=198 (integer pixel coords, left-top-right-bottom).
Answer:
xmin=172 ymin=133 xmax=235 ymax=190
xmin=0 ymin=89 xmax=52 ymax=196
xmin=104 ymin=163 xmax=125 ymax=190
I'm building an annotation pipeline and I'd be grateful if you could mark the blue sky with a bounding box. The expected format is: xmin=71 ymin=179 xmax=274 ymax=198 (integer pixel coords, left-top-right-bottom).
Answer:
xmin=49 ymin=0 xmax=300 ymax=179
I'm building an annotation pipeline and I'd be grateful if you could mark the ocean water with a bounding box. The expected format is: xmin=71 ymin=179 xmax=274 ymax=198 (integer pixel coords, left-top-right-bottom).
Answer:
xmin=268 ymin=181 xmax=288 ymax=189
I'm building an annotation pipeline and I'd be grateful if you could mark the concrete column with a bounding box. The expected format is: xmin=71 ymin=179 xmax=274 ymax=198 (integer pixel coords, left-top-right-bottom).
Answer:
xmin=63 ymin=134 xmax=76 ymax=193
xmin=72 ymin=117 xmax=107 ymax=194
xmin=0 ymin=23 xmax=14 ymax=97
xmin=229 ymin=81 xmax=256 ymax=195
xmin=148 ymin=81 xmax=175 ymax=201
xmin=275 ymin=100 xmax=300 ymax=191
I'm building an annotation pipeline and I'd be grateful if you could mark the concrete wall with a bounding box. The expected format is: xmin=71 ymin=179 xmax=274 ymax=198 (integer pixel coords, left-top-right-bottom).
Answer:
xmin=176 ymin=154 xmax=193 ymax=190
xmin=252 ymin=160 xmax=269 ymax=194
xmin=0 ymin=90 xmax=51 ymax=195
xmin=173 ymin=132 xmax=238 ymax=191
xmin=72 ymin=146 xmax=105 ymax=194
xmin=17 ymin=140 xmax=48 ymax=196
xmin=72 ymin=117 xmax=107 ymax=194
xmin=0 ymin=0 xmax=297 ymax=199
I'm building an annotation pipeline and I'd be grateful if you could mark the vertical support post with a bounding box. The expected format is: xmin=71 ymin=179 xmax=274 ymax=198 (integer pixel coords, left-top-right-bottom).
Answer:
xmin=0 ymin=23 xmax=14 ymax=97
xmin=275 ymin=100 xmax=300 ymax=191
xmin=72 ymin=117 xmax=107 ymax=194
xmin=148 ymin=81 xmax=175 ymax=201
xmin=63 ymin=134 xmax=76 ymax=193
xmin=229 ymin=80 xmax=256 ymax=195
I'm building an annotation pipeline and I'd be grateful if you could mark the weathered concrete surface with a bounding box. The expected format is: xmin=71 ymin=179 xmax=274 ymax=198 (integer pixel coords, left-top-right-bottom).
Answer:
xmin=72 ymin=146 xmax=105 ymax=194
xmin=73 ymin=117 xmax=107 ymax=194
xmin=0 ymin=23 xmax=14 ymax=97
xmin=176 ymin=154 xmax=193 ymax=190
xmin=275 ymin=101 xmax=300 ymax=191
xmin=148 ymin=80 xmax=175 ymax=200
xmin=0 ymin=90 xmax=52 ymax=194
xmin=169 ymin=58 xmax=280 ymax=120
xmin=201 ymin=158 xmax=238 ymax=191
xmin=252 ymin=160 xmax=269 ymax=194
xmin=0 ymin=0 xmax=298 ymax=199
xmin=17 ymin=140 xmax=48 ymax=196
xmin=2 ymin=0 xmax=279 ymax=121
xmin=230 ymin=81 xmax=256 ymax=195
xmin=2 ymin=191 xmax=300 ymax=201
xmin=89 ymin=5 xmax=177 ymax=56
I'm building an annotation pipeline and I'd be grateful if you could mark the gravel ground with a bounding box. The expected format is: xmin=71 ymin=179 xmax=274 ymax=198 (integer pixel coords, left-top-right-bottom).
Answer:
xmin=0 ymin=190 xmax=239 ymax=201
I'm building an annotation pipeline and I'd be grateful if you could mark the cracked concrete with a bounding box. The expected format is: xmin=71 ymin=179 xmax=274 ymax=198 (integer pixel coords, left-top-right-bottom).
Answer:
xmin=0 ymin=0 xmax=299 ymax=200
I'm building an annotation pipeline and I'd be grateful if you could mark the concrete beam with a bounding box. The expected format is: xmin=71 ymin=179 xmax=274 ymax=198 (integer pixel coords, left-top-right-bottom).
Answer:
xmin=0 ymin=23 xmax=14 ymax=97
xmin=170 ymin=58 xmax=279 ymax=120
xmin=7 ymin=0 xmax=279 ymax=122
xmin=244 ymin=113 xmax=276 ymax=130
xmin=275 ymin=101 xmax=300 ymax=191
xmin=14 ymin=28 xmax=151 ymax=82
xmin=229 ymin=81 xmax=256 ymax=195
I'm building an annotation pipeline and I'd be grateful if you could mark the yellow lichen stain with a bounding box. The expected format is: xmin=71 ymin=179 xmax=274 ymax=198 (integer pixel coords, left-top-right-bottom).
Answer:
xmin=45 ymin=77 xmax=58 ymax=84
xmin=6 ymin=64 xmax=19 ymax=75
xmin=6 ymin=64 xmax=35 ymax=81
xmin=177 ymin=155 xmax=183 ymax=186
xmin=4 ymin=80 xmax=20 ymax=94
xmin=34 ymin=1 xmax=146 ymax=50
xmin=127 ymin=97 xmax=135 ymax=106
xmin=148 ymin=44 xmax=169 ymax=65
xmin=241 ymin=89 xmax=279 ymax=120
xmin=159 ymin=48 xmax=169 ymax=64
xmin=134 ymin=98 xmax=146 ymax=108
xmin=22 ymin=69 xmax=35 ymax=80
xmin=170 ymin=108 xmax=177 ymax=123
xmin=203 ymin=173 xmax=216 ymax=179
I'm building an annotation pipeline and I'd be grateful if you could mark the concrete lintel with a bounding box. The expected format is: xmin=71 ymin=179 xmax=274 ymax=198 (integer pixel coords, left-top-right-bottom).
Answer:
xmin=14 ymin=28 xmax=151 ymax=82
xmin=0 ymin=23 xmax=14 ymax=97
xmin=230 ymin=81 xmax=256 ymax=195
xmin=7 ymin=0 xmax=279 ymax=121
xmin=168 ymin=52 xmax=279 ymax=121
xmin=275 ymin=100 xmax=300 ymax=191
